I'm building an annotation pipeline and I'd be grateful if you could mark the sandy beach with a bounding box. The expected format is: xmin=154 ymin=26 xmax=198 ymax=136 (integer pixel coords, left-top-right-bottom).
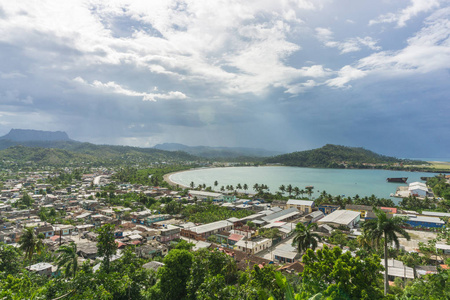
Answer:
xmin=163 ymin=171 xmax=190 ymax=188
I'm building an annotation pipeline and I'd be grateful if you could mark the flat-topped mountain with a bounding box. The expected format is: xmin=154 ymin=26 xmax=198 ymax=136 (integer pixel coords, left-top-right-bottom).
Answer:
xmin=0 ymin=129 xmax=72 ymax=142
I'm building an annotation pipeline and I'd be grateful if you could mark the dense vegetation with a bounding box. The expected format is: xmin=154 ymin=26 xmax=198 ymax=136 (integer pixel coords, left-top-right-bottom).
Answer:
xmin=0 ymin=144 xmax=198 ymax=168
xmin=265 ymin=144 xmax=426 ymax=168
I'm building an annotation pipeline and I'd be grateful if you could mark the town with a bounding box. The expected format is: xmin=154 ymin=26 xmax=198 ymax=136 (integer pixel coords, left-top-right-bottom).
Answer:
xmin=1 ymin=164 xmax=449 ymax=299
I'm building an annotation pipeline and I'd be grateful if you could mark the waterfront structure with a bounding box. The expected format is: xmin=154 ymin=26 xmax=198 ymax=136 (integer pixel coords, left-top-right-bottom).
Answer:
xmin=408 ymin=182 xmax=429 ymax=197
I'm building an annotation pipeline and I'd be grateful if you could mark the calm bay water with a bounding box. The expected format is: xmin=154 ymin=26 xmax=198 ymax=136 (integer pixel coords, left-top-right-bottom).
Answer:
xmin=170 ymin=166 xmax=441 ymax=204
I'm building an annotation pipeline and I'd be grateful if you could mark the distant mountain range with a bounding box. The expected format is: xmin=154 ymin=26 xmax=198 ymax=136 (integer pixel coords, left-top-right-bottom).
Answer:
xmin=153 ymin=143 xmax=283 ymax=158
xmin=0 ymin=129 xmax=428 ymax=169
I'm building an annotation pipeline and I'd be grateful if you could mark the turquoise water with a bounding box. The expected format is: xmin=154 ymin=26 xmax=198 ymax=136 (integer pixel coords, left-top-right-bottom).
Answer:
xmin=170 ymin=166 xmax=440 ymax=203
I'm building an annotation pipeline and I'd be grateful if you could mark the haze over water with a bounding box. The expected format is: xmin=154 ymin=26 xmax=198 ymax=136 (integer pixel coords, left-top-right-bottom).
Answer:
xmin=170 ymin=166 xmax=441 ymax=204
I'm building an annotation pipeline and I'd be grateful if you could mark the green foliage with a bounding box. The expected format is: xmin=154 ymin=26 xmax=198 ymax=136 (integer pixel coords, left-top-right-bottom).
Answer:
xmin=400 ymin=267 xmax=450 ymax=299
xmin=18 ymin=227 xmax=44 ymax=260
xmin=300 ymin=245 xmax=384 ymax=299
xmin=96 ymin=224 xmax=117 ymax=272
xmin=265 ymin=144 xmax=421 ymax=168
xmin=182 ymin=203 xmax=253 ymax=223
xmin=55 ymin=242 xmax=78 ymax=278
xmin=0 ymin=243 xmax=23 ymax=275
xmin=292 ymin=223 xmax=321 ymax=255
xmin=157 ymin=249 xmax=194 ymax=300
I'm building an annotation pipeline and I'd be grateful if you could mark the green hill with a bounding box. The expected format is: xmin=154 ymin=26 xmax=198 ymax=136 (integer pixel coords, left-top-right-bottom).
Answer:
xmin=264 ymin=144 xmax=424 ymax=168
xmin=0 ymin=144 xmax=199 ymax=167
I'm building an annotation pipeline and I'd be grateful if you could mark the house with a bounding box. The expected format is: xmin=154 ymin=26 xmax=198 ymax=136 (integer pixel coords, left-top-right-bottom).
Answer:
xmin=286 ymin=199 xmax=314 ymax=214
xmin=261 ymin=208 xmax=301 ymax=223
xmin=271 ymin=200 xmax=288 ymax=210
xmin=188 ymin=190 xmax=223 ymax=201
xmin=135 ymin=241 xmax=168 ymax=259
xmin=159 ymin=225 xmax=181 ymax=243
xmin=318 ymin=210 xmax=361 ymax=229
xmin=345 ymin=205 xmax=373 ymax=219
xmin=317 ymin=204 xmax=340 ymax=215
xmin=35 ymin=225 xmax=55 ymax=238
xmin=304 ymin=211 xmax=325 ymax=224
xmin=385 ymin=259 xmax=415 ymax=281
xmin=235 ymin=238 xmax=272 ymax=255
xmin=273 ymin=249 xmax=299 ymax=264
xmin=181 ymin=220 xmax=234 ymax=240
xmin=26 ymin=262 xmax=55 ymax=277
xmin=77 ymin=243 xmax=98 ymax=259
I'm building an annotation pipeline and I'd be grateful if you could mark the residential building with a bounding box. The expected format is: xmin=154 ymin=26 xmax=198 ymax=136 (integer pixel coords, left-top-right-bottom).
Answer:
xmin=286 ymin=199 xmax=314 ymax=214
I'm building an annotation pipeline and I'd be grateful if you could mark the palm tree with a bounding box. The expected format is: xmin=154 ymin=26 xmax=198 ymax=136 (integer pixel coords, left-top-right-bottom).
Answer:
xmin=214 ymin=180 xmax=218 ymax=188
xmin=56 ymin=242 xmax=78 ymax=278
xmin=243 ymin=184 xmax=248 ymax=194
xmin=19 ymin=227 xmax=42 ymax=260
xmin=292 ymin=223 xmax=321 ymax=255
xmin=236 ymin=183 xmax=242 ymax=191
xmin=363 ymin=208 xmax=411 ymax=295
xmin=293 ymin=187 xmax=301 ymax=199
xmin=190 ymin=181 xmax=195 ymax=189
xmin=279 ymin=185 xmax=286 ymax=194
xmin=286 ymin=184 xmax=293 ymax=197
xmin=253 ymin=183 xmax=259 ymax=193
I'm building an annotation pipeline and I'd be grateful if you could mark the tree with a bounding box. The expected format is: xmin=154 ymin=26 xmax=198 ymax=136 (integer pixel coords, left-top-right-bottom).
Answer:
xmin=0 ymin=242 xmax=22 ymax=275
xmin=243 ymin=184 xmax=248 ymax=193
xmin=279 ymin=185 xmax=286 ymax=194
xmin=157 ymin=249 xmax=194 ymax=300
xmin=253 ymin=183 xmax=259 ymax=193
xmin=286 ymin=184 xmax=293 ymax=197
xmin=190 ymin=181 xmax=195 ymax=189
xmin=214 ymin=181 xmax=218 ymax=188
xmin=292 ymin=223 xmax=321 ymax=255
xmin=55 ymin=242 xmax=78 ymax=278
xmin=301 ymin=245 xmax=384 ymax=299
xmin=363 ymin=208 xmax=411 ymax=295
xmin=236 ymin=183 xmax=242 ymax=191
xmin=19 ymin=227 xmax=43 ymax=260
xmin=293 ymin=187 xmax=301 ymax=198
xmin=96 ymin=224 xmax=117 ymax=272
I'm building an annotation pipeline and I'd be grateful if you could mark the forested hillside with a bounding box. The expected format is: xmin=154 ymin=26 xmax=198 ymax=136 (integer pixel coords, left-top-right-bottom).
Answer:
xmin=265 ymin=144 xmax=425 ymax=168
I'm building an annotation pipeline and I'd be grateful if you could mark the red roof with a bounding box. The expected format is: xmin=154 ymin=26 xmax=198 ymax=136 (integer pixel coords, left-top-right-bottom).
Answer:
xmin=131 ymin=240 xmax=141 ymax=245
xmin=440 ymin=264 xmax=449 ymax=270
xmin=381 ymin=207 xmax=397 ymax=214
xmin=50 ymin=235 xmax=61 ymax=241
xmin=228 ymin=234 xmax=244 ymax=242
xmin=116 ymin=241 xmax=126 ymax=248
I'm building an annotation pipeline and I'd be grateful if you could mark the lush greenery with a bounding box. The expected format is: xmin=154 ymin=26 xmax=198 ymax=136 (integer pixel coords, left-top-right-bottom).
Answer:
xmin=265 ymin=144 xmax=426 ymax=169
xmin=182 ymin=203 xmax=253 ymax=223
xmin=0 ymin=142 xmax=199 ymax=168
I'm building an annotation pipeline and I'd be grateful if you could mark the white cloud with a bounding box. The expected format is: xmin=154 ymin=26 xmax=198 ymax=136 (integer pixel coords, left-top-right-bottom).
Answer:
xmin=73 ymin=77 xmax=187 ymax=101
xmin=326 ymin=65 xmax=366 ymax=87
xmin=315 ymin=27 xmax=381 ymax=54
xmin=369 ymin=0 xmax=440 ymax=27
xmin=359 ymin=7 xmax=450 ymax=74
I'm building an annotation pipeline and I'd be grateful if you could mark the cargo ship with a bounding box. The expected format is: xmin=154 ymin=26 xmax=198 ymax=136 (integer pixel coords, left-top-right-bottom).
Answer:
xmin=386 ymin=177 xmax=408 ymax=183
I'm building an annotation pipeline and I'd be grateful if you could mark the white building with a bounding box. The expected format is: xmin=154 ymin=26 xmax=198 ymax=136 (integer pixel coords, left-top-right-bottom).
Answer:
xmin=318 ymin=210 xmax=361 ymax=229
xmin=286 ymin=199 xmax=314 ymax=214
xmin=408 ymin=182 xmax=428 ymax=197
xmin=235 ymin=238 xmax=272 ymax=254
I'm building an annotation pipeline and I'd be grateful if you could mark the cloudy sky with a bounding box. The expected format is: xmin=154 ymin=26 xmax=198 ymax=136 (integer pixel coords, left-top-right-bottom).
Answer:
xmin=0 ymin=0 xmax=449 ymax=157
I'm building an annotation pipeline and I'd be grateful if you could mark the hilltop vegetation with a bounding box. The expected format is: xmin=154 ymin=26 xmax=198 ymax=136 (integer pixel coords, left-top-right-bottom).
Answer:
xmin=265 ymin=144 xmax=426 ymax=168
xmin=0 ymin=144 xmax=198 ymax=168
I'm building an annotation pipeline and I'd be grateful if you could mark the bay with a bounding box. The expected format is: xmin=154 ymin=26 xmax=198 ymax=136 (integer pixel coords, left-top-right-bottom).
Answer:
xmin=169 ymin=166 xmax=440 ymax=204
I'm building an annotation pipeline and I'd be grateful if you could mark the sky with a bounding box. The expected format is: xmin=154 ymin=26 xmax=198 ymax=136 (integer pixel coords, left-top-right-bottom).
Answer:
xmin=0 ymin=0 xmax=449 ymax=158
